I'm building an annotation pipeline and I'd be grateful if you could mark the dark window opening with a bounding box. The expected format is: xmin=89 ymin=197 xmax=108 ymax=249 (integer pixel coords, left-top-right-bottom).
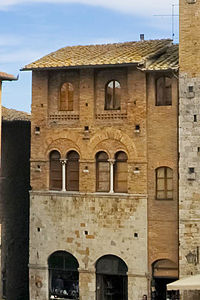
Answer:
xmin=48 ymin=251 xmax=79 ymax=299
xmin=50 ymin=151 xmax=62 ymax=190
xmin=156 ymin=77 xmax=172 ymax=106
xmin=114 ymin=151 xmax=128 ymax=193
xmin=105 ymin=80 xmax=121 ymax=110
xmin=96 ymin=152 xmax=110 ymax=192
xmin=96 ymin=255 xmax=128 ymax=300
xmin=66 ymin=151 xmax=79 ymax=191
xmin=2 ymin=270 xmax=6 ymax=299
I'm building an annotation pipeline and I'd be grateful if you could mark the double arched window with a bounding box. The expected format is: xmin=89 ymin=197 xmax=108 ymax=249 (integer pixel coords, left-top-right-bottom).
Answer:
xmin=105 ymin=80 xmax=121 ymax=110
xmin=60 ymin=82 xmax=74 ymax=111
xmin=48 ymin=251 xmax=79 ymax=300
xmin=156 ymin=76 xmax=172 ymax=106
xmin=156 ymin=167 xmax=173 ymax=200
xmin=96 ymin=255 xmax=128 ymax=300
xmin=96 ymin=151 xmax=128 ymax=193
xmin=49 ymin=150 xmax=79 ymax=191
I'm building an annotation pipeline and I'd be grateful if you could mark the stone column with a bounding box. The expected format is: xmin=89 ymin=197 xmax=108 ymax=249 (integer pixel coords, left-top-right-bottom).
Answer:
xmin=29 ymin=264 xmax=48 ymax=300
xmin=60 ymin=159 xmax=67 ymax=192
xmin=79 ymin=269 xmax=95 ymax=300
xmin=108 ymin=159 xmax=115 ymax=193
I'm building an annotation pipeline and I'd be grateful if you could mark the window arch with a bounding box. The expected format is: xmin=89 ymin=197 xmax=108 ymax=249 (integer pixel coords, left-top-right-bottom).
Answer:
xmin=48 ymin=251 xmax=79 ymax=299
xmin=156 ymin=76 xmax=172 ymax=106
xmin=156 ymin=167 xmax=173 ymax=200
xmin=96 ymin=151 xmax=110 ymax=192
xmin=96 ymin=255 xmax=128 ymax=300
xmin=60 ymin=82 xmax=74 ymax=111
xmin=66 ymin=151 xmax=79 ymax=191
xmin=114 ymin=151 xmax=128 ymax=193
xmin=105 ymin=80 xmax=121 ymax=110
xmin=49 ymin=150 xmax=62 ymax=190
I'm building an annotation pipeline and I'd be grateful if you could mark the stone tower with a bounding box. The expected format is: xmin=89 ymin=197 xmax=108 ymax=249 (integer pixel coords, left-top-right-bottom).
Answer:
xmin=179 ymin=0 xmax=200 ymax=297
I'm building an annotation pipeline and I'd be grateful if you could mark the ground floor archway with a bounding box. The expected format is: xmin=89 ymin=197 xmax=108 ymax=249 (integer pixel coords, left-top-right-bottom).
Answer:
xmin=96 ymin=255 xmax=128 ymax=300
xmin=151 ymin=259 xmax=179 ymax=300
xmin=48 ymin=251 xmax=79 ymax=299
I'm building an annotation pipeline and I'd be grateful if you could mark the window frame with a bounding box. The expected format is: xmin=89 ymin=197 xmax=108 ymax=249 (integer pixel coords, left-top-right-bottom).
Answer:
xmin=114 ymin=151 xmax=128 ymax=193
xmin=155 ymin=166 xmax=173 ymax=200
xmin=155 ymin=76 xmax=172 ymax=106
xmin=105 ymin=80 xmax=121 ymax=110
xmin=96 ymin=151 xmax=110 ymax=192
xmin=59 ymin=82 xmax=74 ymax=111
xmin=49 ymin=150 xmax=62 ymax=191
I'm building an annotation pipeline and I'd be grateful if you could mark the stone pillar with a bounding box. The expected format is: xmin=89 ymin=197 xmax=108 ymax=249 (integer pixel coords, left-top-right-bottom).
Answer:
xmin=60 ymin=159 xmax=67 ymax=192
xmin=29 ymin=264 xmax=48 ymax=300
xmin=79 ymin=269 xmax=95 ymax=300
xmin=108 ymin=159 xmax=115 ymax=193
xmin=128 ymin=273 xmax=148 ymax=300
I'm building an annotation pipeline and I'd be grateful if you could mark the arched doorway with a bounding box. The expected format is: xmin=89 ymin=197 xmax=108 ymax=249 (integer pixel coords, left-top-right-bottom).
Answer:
xmin=48 ymin=251 xmax=79 ymax=299
xmin=151 ymin=259 xmax=179 ymax=300
xmin=96 ymin=255 xmax=128 ymax=300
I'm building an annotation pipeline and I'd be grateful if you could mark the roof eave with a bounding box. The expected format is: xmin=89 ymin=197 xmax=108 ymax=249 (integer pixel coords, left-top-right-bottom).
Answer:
xmin=21 ymin=62 xmax=140 ymax=71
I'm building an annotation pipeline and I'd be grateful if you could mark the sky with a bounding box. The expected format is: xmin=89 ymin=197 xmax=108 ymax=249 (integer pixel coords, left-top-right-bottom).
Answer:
xmin=0 ymin=0 xmax=179 ymax=112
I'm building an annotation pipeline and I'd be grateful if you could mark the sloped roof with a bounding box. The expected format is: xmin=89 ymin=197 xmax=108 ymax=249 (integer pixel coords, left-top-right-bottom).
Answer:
xmin=23 ymin=39 xmax=178 ymax=71
xmin=2 ymin=106 xmax=30 ymax=121
xmin=146 ymin=44 xmax=178 ymax=71
xmin=0 ymin=72 xmax=17 ymax=81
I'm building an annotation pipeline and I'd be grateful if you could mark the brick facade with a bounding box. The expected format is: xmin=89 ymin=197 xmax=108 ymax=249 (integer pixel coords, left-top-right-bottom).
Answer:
xmin=29 ymin=63 xmax=178 ymax=300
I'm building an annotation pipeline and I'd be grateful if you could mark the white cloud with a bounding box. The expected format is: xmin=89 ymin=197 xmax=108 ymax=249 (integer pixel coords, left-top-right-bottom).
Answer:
xmin=0 ymin=0 xmax=178 ymax=16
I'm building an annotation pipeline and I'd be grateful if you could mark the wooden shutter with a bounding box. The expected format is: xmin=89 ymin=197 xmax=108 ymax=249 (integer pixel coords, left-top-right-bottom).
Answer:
xmin=114 ymin=152 xmax=128 ymax=193
xmin=96 ymin=152 xmax=110 ymax=192
xmin=60 ymin=82 xmax=74 ymax=111
xmin=156 ymin=77 xmax=165 ymax=106
xmin=165 ymin=77 xmax=172 ymax=105
xmin=50 ymin=151 xmax=62 ymax=190
xmin=67 ymin=151 xmax=79 ymax=191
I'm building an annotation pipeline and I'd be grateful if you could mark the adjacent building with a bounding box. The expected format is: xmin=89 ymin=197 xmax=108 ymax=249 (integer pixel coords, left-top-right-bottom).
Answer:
xmin=1 ymin=106 xmax=30 ymax=300
xmin=23 ymin=39 xmax=179 ymax=300
xmin=179 ymin=0 xmax=200 ymax=299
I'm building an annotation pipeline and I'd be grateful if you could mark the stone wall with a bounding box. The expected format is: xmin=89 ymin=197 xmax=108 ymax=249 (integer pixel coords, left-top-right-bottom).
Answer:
xmin=179 ymin=0 xmax=200 ymax=299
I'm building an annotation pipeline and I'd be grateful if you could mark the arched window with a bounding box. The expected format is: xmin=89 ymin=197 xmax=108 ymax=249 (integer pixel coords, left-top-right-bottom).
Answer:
xmin=66 ymin=151 xmax=79 ymax=191
xmin=60 ymin=82 xmax=74 ymax=111
xmin=96 ymin=255 xmax=128 ymax=300
xmin=156 ymin=76 xmax=172 ymax=106
xmin=114 ymin=151 xmax=128 ymax=193
xmin=49 ymin=150 xmax=62 ymax=190
xmin=105 ymin=80 xmax=121 ymax=110
xmin=48 ymin=251 xmax=79 ymax=299
xmin=96 ymin=152 xmax=110 ymax=192
xmin=156 ymin=167 xmax=173 ymax=200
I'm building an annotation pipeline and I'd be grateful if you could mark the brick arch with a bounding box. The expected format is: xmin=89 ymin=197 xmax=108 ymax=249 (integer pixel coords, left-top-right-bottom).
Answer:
xmin=89 ymin=128 xmax=137 ymax=160
xmin=45 ymin=138 xmax=81 ymax=160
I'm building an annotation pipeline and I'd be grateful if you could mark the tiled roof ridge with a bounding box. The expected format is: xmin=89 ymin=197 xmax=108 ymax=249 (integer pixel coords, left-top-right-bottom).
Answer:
xmin=2 ymin=106 xmax=31 ymax=121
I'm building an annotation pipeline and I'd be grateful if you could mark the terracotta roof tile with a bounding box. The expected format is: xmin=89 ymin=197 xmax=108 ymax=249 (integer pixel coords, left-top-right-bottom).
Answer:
xmin=2 ymin=106 xmax=30 ymax=121
xmin=146 ymin=44 xmax=179 ymax=71
xmin=23 ymin=39 xmax=176 ymax=70
xmin=0 ymin=72 xmax=17 ymax=81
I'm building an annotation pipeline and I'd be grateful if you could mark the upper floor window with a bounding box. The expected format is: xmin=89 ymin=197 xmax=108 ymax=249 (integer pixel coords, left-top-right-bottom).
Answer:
xmin=66 ymin=151 xmax=79 ymax=191
xmin=96 ymin=151 xmax=110 ymax=192
xmin=156 ymin=77 xmax=172 ymax=106
xmin=50 ymin=150 xmax=62 ymax=190
xmin=114 ymin=151 xmax=128 ymax=193
xmin=105 ymin=80 xmax=121 ymax=110
xmin=156 ymin=167 xmax=173 ymax=200
xmin=60 ymin=82 xmax=74 ymax=111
